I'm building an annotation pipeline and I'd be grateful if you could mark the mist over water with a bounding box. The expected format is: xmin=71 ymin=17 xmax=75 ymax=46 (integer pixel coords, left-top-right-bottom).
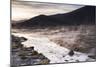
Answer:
xmin=11 ymin=1 xmax=96 ymax=66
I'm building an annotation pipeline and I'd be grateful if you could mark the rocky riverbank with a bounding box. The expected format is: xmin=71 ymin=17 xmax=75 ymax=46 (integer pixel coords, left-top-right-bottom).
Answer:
xmin=11 ymin=35 xmax=50 ymax=66
xmin=11 ymin=32 xmax=95 ymax=64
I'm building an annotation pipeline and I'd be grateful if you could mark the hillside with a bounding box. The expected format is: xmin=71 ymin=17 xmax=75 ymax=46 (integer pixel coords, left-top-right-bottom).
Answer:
xmin=12 ymin=6 xmax=96 ymax=28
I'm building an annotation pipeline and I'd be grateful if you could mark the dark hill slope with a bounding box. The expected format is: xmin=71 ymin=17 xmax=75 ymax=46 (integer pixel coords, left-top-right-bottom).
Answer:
xmin=12 ymin=6 xmax=96 ymax=28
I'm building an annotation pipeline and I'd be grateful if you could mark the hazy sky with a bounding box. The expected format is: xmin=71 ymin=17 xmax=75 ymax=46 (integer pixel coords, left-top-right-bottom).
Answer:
xmin=12 ymin=1 xmax=84 ymax=20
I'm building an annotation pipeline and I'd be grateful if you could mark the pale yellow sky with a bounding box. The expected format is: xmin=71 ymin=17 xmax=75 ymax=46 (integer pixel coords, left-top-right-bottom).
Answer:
xmin=12 ymin=1 xmax=84 ymax=21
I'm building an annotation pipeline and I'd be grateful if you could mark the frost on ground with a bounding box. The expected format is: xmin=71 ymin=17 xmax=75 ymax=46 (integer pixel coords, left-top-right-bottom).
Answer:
xmin=12 ymin=30 xmax=95 ymax=64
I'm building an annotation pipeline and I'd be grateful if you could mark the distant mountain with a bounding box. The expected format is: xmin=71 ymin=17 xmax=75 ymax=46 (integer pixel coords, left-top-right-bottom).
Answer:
xmin=12 ymin=6 xmax=96 ymax=28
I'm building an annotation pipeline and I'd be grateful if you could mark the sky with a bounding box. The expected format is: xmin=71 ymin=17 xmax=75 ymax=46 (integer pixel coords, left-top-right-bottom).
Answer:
xmin=12 ymin=1 xmax=84 ymax=21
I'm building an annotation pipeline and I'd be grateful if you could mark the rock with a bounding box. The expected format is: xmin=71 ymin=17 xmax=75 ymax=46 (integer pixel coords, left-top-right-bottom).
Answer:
xmin=38 ymin=53 xmax=46 ymax=59
xmin=73 ymin=47 xmax=80 ymax=51
xmin=20 ymin=56 xmax=27 ymax=60
xmin=39 ymin=59 xmax=50 ymax=64
xmin=11 ymin=35 xmax=50 ymax=66
xmin=20 ymin=37 xmax=27 ymax=42
xmin=29 ymin=46 xmax=34 ymax=50
xmin=22 ymin=47 xmax=33 ymax=51
xmin=12 ymin=35 xmax=21 ymax=43
xmin=12 ymin=42 xmax=19 ymax=49
xmin=31 ymin=55 xmax=39 ymax=59
xmin=88 ymin=55 xmax=96 ymax=59
xmin=68 ymin=50 xmax=74 ymax=56
xmin=19 ymin=51 xmax=27 ymax=57
xmin=76 ymin=60 xmax=79 ymax=62
xmin=31 ymin=51 xmax=38 ymax=55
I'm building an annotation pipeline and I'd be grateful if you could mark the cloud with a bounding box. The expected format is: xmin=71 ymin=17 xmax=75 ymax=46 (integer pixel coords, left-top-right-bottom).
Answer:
xmin=12 ymin=1 xmax=84 ymax=20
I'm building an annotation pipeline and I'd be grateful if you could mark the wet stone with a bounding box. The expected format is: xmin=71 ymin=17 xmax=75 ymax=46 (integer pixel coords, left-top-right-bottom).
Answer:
xmin=11 ymin=35 xmax=50 ymax=66
xmin=68 ymin=50 xmax=74 ymax=56
xmin=88 ymin=55 xmax=96 ymax=59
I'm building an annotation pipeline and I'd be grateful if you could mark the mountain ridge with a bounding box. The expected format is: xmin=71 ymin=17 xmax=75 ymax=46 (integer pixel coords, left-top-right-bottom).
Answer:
xmin=12 ymin=6 xmax=96 ymax=28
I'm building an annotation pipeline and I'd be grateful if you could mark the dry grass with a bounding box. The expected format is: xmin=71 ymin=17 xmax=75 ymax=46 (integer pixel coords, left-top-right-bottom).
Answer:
xmin=49 ymin=25 xmax=96 ymax=53
xmin=12 ymin=25 xmax=96 ymax=54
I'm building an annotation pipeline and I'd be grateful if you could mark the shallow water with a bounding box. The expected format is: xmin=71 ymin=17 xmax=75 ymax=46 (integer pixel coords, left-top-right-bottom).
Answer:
xmin=12 ymin=31 xmax=95 ymax=63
